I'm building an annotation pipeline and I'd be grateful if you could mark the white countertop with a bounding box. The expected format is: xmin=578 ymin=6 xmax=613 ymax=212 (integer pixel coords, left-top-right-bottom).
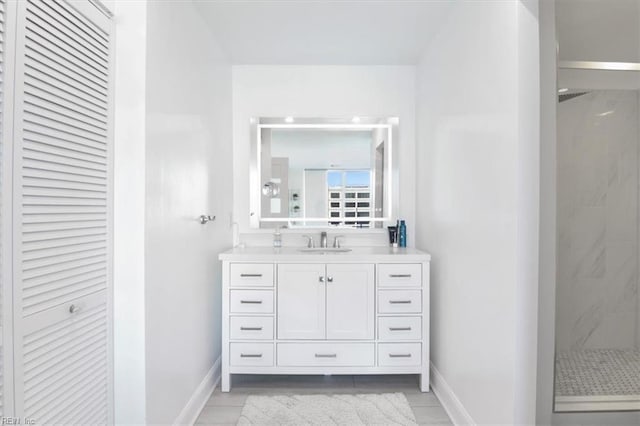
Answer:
xmin=218 ymin=246 xmax=431 ymax=262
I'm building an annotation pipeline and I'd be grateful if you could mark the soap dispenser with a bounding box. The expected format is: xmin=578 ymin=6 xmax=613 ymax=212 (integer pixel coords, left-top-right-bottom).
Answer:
xmin=273 ymin=226 xmax=282 ymax=248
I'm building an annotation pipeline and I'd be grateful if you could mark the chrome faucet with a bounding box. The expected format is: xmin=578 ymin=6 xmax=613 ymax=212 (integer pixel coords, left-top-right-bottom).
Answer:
xmin=320 ymin=231 xmax=328 ymax=248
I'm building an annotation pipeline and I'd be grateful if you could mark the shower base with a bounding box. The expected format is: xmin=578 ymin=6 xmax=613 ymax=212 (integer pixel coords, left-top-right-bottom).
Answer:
xmin=555 ymin=349 xmax=640 ymax=412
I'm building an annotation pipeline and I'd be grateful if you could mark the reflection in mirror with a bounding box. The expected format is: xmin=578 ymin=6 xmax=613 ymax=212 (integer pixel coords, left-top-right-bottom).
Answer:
xmin=251 ymin=117 xmax=396 ymax=229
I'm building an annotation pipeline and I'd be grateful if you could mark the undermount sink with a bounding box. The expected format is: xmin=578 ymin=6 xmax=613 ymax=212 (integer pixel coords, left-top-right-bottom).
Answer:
xmin=298 ymin=247 xmax=353 ymax=253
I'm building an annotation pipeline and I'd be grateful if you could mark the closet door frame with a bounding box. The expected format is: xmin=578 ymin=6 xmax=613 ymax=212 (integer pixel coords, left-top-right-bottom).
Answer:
xmin=1 ymin=0 xmax=17 ymax=417
xmin=10 ymin=0 xmax=114 ymax=421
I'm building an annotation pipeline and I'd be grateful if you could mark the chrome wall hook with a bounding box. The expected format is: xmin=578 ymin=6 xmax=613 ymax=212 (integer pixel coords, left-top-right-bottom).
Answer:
xmin=199 ymin=215 xmax=216 ymax=224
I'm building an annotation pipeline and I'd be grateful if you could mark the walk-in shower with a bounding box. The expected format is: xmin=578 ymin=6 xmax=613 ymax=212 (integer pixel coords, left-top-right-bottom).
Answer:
xmin=553 ymin=0 xmax=640 ymax=413
xmin=554 ymin=71 xmax=640 ymax=413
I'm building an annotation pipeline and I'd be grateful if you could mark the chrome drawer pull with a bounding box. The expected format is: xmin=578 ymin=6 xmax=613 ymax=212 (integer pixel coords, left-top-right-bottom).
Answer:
xmin=315 ymin=354 xmax=337 ymax=358
xmin=389 ymin=327 xmax=412 ymax=331
xmin=389 ymin=274 xmax=412 ymax=278
xmin=389 ymin=354 xmax=412 ymax=358
xmin=240 ymin=353 xmax=263 ymax=358
xmin=240 ymin=327 xmax=263 ymax=331
xmin=240 ymin=273 xmax=263 ymax=277
xmin=240 ymin=300 xmax=263 ymax=304
xmin=389 ymin=300 xmax=412 ymax=304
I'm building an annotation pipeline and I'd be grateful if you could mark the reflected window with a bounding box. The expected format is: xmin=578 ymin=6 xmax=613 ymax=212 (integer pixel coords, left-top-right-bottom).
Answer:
xmin=325 ymin=170 xmax=371 ymax=228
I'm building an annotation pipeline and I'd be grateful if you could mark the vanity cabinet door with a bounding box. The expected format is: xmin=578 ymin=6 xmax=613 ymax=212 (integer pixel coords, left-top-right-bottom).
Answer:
xmin=326 ymin=264 xmax=375 ymax=340
xmin=277 ymin=264 xmax=326 ymax=339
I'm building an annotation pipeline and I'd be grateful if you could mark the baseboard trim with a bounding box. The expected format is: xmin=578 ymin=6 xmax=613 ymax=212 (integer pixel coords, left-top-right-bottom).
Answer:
xmin=173 ymin=356 xmax=222 ymax=425
xmin=430 ymin=362 xmax=475 ymax=426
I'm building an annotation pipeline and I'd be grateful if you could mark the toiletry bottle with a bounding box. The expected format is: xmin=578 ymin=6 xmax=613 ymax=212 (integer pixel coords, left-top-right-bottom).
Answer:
xmin=399 ymin=220 xmax=407 ymax=248
xmin=388 ymin=226 xmax=398 ymax=247
xmin=273 ymin=227 xmax=282 ymax=248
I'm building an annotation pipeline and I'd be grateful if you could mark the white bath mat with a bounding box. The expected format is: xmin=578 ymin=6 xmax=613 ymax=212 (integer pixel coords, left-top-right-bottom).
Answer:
xmin=237 ymin=392 xmax=417 ymax=425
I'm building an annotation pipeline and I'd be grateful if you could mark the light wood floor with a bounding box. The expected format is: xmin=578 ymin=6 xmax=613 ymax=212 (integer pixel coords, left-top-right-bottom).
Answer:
xmin=196 ymin=374 xmax=452 ymax=425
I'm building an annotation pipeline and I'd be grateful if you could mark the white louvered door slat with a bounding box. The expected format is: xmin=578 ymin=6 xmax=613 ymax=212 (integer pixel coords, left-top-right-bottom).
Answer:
xmin=13 ymin=0 xmax=113 ymax=422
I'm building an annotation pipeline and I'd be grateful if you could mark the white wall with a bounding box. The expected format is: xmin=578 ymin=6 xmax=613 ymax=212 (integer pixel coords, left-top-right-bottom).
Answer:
xmin=515 ymin=2 xmax=541 ymax=422
xmin=232 ymin=66 xmax=415 ymax=246
xmin=556 ymin=0 xmax=640 ymax=63
xmin=415 ymin=1 xmax=539 ymax=424
xmin=113 ymin=1 xmax=147 ymax=423
xmin=536 ymin=1 xmax=558 ymax=423
xmin=144 ymin=1 xmax=232 ymax=424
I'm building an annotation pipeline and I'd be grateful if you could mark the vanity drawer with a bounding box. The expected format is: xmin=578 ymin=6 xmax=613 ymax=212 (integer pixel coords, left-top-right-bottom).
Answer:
xmin=378 ymin=343 xmax=422 ymax=366
xmin=378 ymin=264 xmax=422 ymax=288
xmin=277 ymin=343 xmax=375 ymax=367
xmin=230 ymin=343 xmax=274 ymax=366
xmin=230 ymin=263 xmax=274 ymax=287
xmin=230 ymin=316 xmax=274 ymax=340
xmin=378 ymin=290 xmax=422 ymax=314
xmin=378 ymin=316 xmax=422 ymax=340
xmin=230 ymin=290 xmax=274 ymax=313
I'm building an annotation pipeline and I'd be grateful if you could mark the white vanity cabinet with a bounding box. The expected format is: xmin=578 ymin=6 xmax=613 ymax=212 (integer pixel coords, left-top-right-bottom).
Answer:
xmin=219 ymin=247 xmax=431 ymax=392
xmin=278 ymin=263 xmax=375 ymax=340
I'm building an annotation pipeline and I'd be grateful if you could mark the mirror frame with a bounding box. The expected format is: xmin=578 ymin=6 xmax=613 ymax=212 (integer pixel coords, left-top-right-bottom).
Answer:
xmin=249 ymin=117 xmax=399 ymax=229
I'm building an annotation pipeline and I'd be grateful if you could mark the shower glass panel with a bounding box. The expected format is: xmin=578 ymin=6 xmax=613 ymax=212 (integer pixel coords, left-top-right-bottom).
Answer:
xmin=555 ymin=86 xmax=640 ymax=412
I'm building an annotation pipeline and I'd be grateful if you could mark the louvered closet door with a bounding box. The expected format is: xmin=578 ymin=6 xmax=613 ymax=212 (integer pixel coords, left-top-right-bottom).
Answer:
xmin=12 ymin=0 xmax=113 ymax=423
xmin=0 ymin=0 xmax=15 ymax=417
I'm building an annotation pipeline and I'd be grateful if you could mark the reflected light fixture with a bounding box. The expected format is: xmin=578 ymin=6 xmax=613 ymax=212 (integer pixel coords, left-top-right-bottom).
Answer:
xmin=285 ymin=116 xmax=294 ymax=123
xmin=558 ymin=88 xmax=569 ymax=93
xmin=352 ymin=116 xmax=361 ymax=123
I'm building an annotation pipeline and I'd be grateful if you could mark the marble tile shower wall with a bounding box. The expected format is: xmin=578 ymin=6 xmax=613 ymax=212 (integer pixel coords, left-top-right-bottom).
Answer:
xmin=557 ymin=90 xmax=640 ymax=353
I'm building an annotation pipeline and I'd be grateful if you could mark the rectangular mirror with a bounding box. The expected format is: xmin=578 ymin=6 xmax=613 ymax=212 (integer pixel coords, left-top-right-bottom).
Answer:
xmin=250 ymin=117 xmax=397 ymax=229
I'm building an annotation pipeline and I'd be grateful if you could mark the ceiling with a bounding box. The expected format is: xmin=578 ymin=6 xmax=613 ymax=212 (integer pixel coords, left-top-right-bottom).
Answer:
xmin=556 ymin=0 xmax=640 ymax=62
xmin=194 ymin=0 xmax=455 ymax=65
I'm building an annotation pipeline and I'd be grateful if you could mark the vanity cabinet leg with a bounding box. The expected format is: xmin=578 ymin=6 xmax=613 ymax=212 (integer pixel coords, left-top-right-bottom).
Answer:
xmin=420 ymin=372 xmax=429 ymax=393
xmin=221 ymin=368 xmax=230 ymax=392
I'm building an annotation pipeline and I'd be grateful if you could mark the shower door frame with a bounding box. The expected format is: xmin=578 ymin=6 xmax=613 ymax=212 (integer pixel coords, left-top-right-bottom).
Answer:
xmin=554 ymin=60 xmax=640 ymax=413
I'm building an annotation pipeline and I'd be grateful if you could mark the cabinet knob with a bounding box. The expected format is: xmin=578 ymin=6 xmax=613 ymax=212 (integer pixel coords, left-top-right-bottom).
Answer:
xmin=327 ymin=276 xmax=334 ymax=283
xmin=318 ymin=276 xmax=325 ymax=283
xmin=69 ymin=304 xmax=80 ymax=314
